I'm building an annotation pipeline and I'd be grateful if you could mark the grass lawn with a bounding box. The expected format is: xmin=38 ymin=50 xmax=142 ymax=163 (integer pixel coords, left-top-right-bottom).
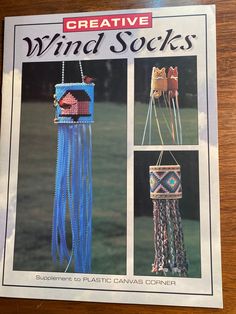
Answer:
xmin=14 ymin=101 xmax=126 ymax=274
xmin=13 ymin=100 xmax=200 ymax=277
xmin=134 ymin=217 xmax=201 ymax=278
xmin=134 ymin=102 xmax=198 ymax=145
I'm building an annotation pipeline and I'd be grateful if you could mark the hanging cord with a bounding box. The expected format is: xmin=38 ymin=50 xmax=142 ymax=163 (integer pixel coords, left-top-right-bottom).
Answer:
xmin=141 ymin=93 xmax=164 ymax=145
xmin=62 ymin=61 xmax=65 ymax=83
xmin=163 ymin=92 xmax=175 ymax=144
xmin=61 ymin=60 xmax=84 ymax=83
xmin=169 ymin=151 xmax=179 ymax=165
xmin=152 ymin=95 xmax=164 ymax=145
xmin=141 ymin=98 xmax=151 ymax=145
xmin=156 ymin=151 xmax=164 ymax=165
xmin=79 ymin=60 xmax=84 ymax=82
xmin=156 ymin=151 xmax=179 ymax=166
xmin=175 ymin=94 xmax=183 ymax=144
xmin=148 ymin=95 xmax=153 ymax=145
xmin=171 ymin=97 xmax=180 ymax=145
xmin=156 ymin=96 xmax=172 ymax=138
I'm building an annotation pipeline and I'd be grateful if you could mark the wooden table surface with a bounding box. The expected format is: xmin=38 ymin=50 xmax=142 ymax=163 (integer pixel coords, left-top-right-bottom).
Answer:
xmin=0 ymin=0 xmax=235 ymax=313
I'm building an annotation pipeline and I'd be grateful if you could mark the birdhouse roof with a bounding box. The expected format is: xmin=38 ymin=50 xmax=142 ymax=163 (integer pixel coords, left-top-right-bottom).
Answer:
xmin=60 ymin=90 xmax=91 ymax=102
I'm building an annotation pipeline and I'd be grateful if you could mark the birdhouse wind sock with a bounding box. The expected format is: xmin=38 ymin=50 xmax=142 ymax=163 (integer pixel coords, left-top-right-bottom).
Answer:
xmin=149 ymin=160 xmax=188 ymax=276
xmin=52 ymin=82 xmax=94 ymax=273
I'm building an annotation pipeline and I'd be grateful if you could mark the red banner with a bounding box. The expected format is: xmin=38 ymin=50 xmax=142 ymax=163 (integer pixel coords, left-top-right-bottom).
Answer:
xmin=63 ymin=13 xmax=152 ymax=32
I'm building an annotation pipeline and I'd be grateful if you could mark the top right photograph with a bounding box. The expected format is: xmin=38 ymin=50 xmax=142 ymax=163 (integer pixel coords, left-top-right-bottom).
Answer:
xmin=134 ymin=56 xmax=198 ymax=146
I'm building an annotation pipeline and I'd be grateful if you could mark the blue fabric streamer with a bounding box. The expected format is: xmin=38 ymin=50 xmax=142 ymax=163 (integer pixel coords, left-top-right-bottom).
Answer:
xmin=52 ymin=123 xmax=92 ymax=273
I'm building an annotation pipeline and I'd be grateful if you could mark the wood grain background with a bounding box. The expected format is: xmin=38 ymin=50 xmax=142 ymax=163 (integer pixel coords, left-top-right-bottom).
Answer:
xmin=0 ymin=0 xmax=235 ymax=313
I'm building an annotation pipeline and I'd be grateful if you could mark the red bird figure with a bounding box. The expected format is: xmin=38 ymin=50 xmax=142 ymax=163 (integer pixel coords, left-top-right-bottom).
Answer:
xmin=83 ymin=75 xmax=96 ymax=84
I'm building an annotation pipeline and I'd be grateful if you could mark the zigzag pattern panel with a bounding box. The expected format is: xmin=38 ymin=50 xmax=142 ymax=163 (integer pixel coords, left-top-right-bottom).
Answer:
xmin=149 ymin=165 xmax=182 ymax=199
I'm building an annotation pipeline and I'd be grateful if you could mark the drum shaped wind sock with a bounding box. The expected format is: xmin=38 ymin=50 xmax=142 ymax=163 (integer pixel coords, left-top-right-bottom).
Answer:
xmin=149 ymin=163 xmax=188 ymax=276
xmin=52 ymin=82 xmax=94 ymax=273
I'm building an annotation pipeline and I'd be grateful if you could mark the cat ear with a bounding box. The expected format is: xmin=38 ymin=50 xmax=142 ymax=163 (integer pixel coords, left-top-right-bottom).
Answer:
xmin=168 ymin=67 xmax=173 ymax=77
xmin=173 ymin=67 xmax=178 ymax=76
xmin=153 ymin=67 xmax=161 ymax=77
xmin=160 ymin=67 xmax=166 ymax=78
xmin=168 ymin=66 xmax=178 ymax=77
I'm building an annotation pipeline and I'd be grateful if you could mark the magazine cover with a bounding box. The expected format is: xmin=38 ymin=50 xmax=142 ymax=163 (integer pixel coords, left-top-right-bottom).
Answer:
xmin=0 ymin=5 xmax=222 ymax=308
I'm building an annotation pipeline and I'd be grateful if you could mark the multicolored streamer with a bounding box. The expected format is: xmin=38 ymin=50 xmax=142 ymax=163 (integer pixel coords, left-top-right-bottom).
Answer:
xmin=149 ymin=162 xmax=188 ymax=276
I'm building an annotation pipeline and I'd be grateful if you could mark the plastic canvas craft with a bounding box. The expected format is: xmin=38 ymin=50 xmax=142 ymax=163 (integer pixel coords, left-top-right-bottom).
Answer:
xmin=52 ymin=80 xmax=94 ymax=273
xmin=149 ymin=155 xmax=188 ymax=276
xmin=142 ymin=66 xmax=182 ymax=145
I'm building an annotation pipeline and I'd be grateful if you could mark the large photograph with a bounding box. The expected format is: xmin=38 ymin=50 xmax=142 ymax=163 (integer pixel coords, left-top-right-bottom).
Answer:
xmin=14 ymin=59 xmax=127 ymax=274
xmin=134 ymin=150 xmax=200 ymax=278
xmin=134 ymin=56 xmax=198 ymax=146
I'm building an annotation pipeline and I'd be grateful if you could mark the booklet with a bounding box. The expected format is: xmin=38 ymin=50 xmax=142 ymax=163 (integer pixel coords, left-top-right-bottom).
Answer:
xmin=0 ymin=5 xmax=222 ymax=308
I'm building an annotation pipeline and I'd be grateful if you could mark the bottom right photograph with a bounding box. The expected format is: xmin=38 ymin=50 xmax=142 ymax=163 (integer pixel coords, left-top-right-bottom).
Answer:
xmin=134 ymin=150 xmax=200 ymax=278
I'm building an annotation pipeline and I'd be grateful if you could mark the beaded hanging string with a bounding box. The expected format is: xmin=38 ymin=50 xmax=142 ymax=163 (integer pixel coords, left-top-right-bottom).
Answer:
xmin=141 ymin=66 xmax=182 ymax=145
xmin=149 ymin=151 xmax=188 ymax=276
xmin=52 ymin=61 xmax=94 ymax=273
